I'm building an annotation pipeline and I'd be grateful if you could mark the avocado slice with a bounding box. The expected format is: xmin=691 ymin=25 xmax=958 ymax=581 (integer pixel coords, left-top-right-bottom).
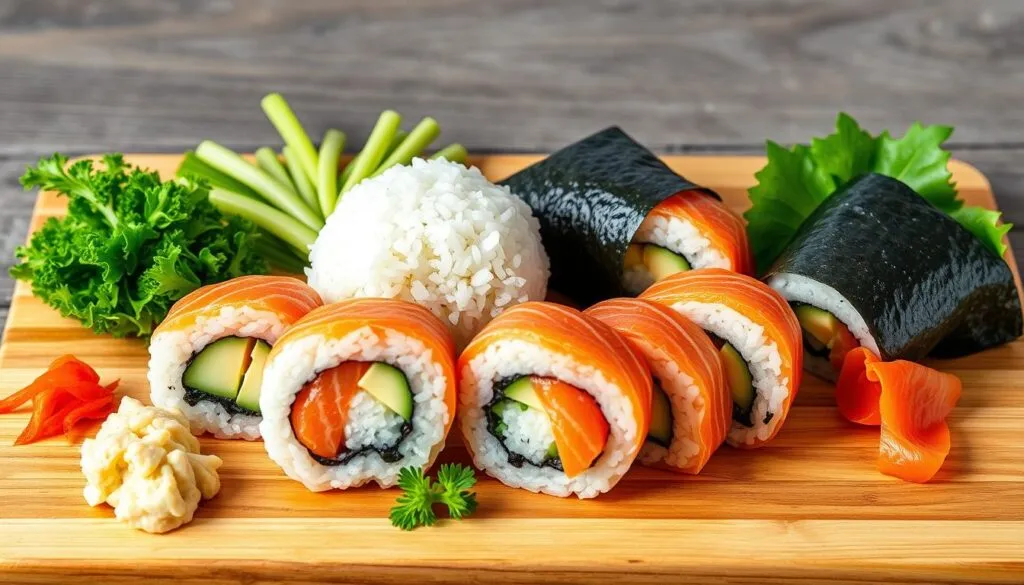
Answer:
xmin=720 ymin=342 xmax=754 ymax=419
xmin=648 ymin=382 xmax=673 ymax=447
xmin=545 ymin=441 xmax=559 ymax=460
xmin=624 ymin=243 xmax=645 ymax=271
xmin=794 ymin=305 xmax=840 ymax=347
xmin=182 ymin=337 xmax=255 ymax=401
xmin=504 ymin=376 xmax=544 ymax=410
xmin=643 ymin=244 xmax=691 ymax=281
xmin=358 ymin=362 xmax=413 ymax=421
xmin=235 ymin=340 xmax=271 ymax=413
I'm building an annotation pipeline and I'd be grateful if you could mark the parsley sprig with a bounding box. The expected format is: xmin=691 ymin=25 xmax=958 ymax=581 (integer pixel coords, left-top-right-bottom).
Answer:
xmin=389 ymin=464 xmax=478 ymax=530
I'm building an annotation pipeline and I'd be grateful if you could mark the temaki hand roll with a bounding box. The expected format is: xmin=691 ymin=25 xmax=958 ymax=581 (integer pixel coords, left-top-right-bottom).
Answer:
xmin=641 ymin=269 xmax=803 ymax=448
xmin=458 ymin=301 xmax=652 ymax=498
xmin=259 ymin=298 xmax=457 ymax=491
xmin=502 ymin=127 xmax=751 ymax=305
xmin=585 ymin=298 xmax=730 ymax=474
xmin=765 ymin=173 xmax=1022 ymax=381
xmin=148 ymin=276 xmax=323 ymax=440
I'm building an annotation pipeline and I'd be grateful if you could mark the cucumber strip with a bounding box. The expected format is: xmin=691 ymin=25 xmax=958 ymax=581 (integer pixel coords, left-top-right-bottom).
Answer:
xmin=384 ymin=129 xmax=410 ymax=159
xmin=209 ymin=189 xmax=318 ymax=254
xmin=372 ymin=117 xmax=441 ymax=178
xmin=255 ymin=233 xmax=308 ymax=274
xmin=283 ymin=145 xmax=320 ymax=215
xmin=260 ymin=93 xmax=320 ymax=185
xmin=340 ymin=110 xmax=401 ymax=194
xmin=255 ymin=147 xmax=296 ymax=192
xmin=316 ymin=129 xmax=346 ymax=217
xmin=339 ymin=129 xmax=408 ymax=186
xmin=196 ymin=141 xmax=323 ymax=231
xmin=178 ymin=151 xmax=262 ymax=200
xmin=430 ymin=143 xmax=468 ymax=164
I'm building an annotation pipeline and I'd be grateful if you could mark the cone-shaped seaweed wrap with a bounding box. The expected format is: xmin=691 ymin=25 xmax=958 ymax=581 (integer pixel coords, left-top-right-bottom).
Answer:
xmin=765 ymin=173 xmax=1022 ymax=381
xmin=501 ymin=127 xmax=750 ymax=305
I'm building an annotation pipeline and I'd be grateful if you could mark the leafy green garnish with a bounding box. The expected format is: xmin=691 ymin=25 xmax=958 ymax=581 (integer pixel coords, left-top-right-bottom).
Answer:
xmin=389 ymin=464 xmax=478 ymax=530
xmin=12 ymin=153 xmax=267 ymax=338
xmin=746 ymin=113 xmax=1011 ymax=272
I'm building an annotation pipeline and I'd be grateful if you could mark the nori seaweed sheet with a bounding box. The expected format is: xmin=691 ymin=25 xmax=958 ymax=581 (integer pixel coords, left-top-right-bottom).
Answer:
xmin=500 ymin=126 xmax=716 ymax=305
xmin=766 ymin=173 xmax=1022 ymax=361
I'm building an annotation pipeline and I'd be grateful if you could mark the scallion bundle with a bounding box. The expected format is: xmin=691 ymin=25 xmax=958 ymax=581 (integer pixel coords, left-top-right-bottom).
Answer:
xmin=177 ymin=93 xmax=468 ymax=270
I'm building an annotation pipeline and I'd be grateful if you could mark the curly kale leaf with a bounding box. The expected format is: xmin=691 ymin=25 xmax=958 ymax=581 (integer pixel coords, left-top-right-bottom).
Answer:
xmin=11 ymin=154 xmax=268 ymax=338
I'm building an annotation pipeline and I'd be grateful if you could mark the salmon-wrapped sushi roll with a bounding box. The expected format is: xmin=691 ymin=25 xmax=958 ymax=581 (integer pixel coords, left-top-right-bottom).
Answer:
xmin=459 ymin=301 xmax=651 ymax=498
xmin=585 ymin=298 xmax=730 ymax=473
xmin=259 ymin=298 xmax=457 ymax=491
xmin=641 ymin=268 xmax=802 ymax=448
xmin=148 ymin=276 xmax=323 ymax=440
xmin=623 ymin=191 xmax=753 ymax=293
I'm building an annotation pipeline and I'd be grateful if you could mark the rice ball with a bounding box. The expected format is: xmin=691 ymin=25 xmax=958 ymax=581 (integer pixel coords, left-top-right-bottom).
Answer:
xmin=307 ymin=158 xmax=550 ymax=348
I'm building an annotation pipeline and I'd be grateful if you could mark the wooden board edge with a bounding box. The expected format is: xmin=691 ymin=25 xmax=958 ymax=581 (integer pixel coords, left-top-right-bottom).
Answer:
xmin=2 ymin=518 xmax=1023 ymax=584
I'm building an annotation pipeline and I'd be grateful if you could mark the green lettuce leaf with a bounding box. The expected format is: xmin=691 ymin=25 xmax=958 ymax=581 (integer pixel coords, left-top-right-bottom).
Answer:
xmin=950 ymin=206 xmax=1012 ymax=259
xmin=745 ymin=113 xmax=1010 ymax=273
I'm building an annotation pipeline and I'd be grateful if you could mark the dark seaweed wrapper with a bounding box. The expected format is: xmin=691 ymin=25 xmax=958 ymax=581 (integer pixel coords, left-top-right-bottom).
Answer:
xmin=765 ymin=173 xmax=1022 ymax=361
xmin=500 ymin=126 xmax=717 ymax=306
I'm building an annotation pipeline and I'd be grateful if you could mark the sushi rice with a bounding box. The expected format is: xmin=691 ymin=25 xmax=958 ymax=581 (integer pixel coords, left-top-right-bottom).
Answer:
xmin=260 ymin=326 xmax=450 ymax=491
xmin=307 ymin=158 xmax=550 ymax=348
xmin=636 ymin=359 xmax=704 ymax=468
xmin=767 ymin=273 xmax=880 ymax=380
xmin=460 ymin=339 xmax=639 ymax=499
xmin=148 ymin=305 xmax=285 ymax=441
xmin=673 ymin=301 xmax=789 ymax=446
xmin=624 ymin=215 xmax=730 ymax=294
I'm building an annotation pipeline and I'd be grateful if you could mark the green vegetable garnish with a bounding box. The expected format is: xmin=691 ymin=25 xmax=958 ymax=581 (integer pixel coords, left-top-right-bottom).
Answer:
xmin=746 ymin=113 xmax=1012 ymax=272
xmin=340 ymin=110 xmax=402 ymax=195
xmin=389 ymin=464 xmax=478 ymax=531
xmin=177 ymin=93 xmax=468 ymax=273
xmin=316 ymin=129 xmax=346 ymax=217
xmin=12 ymin=153 xmax=267 ymax=338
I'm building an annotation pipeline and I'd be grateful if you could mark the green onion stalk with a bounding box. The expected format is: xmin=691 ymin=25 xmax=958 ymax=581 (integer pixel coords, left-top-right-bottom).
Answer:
xmin=178 ymin=93 xmax=468 ymax=273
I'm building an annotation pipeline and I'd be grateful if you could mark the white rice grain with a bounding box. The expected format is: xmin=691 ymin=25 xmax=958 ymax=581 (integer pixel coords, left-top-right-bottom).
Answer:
xmin=307 ymin=159 xmax=549 ymax=349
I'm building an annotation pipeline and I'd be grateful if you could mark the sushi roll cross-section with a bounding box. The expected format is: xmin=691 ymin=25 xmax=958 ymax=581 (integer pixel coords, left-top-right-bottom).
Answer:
xmin=259 ymin=298 xmax=457 ymax=491
xmin=148 ymin=275 xmax=324 ymax=440
xmin=641 ymin=268 xmax=803 ymax=448
xmin=585 ymin=298 xmax=731 ymax=474
xmin=458 ymin=301 xmax=652 ymax=498
xmin=766 ymin=173 xmax=1022 ymax=381
xmin=502 ymin=126 xmax=751 ymax=305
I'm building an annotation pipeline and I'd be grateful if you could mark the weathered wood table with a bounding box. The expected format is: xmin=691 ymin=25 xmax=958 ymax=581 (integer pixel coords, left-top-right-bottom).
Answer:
xmin=1 ymin=1 xmax=1023 ymax=330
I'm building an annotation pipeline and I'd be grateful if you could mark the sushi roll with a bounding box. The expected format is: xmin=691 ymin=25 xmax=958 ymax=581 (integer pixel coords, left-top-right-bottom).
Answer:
xmin=458 ymin=301 xmax=651 ymax=498
xmin=585 ymin=298 xmax=730 ymax=473
xmin=148 ymin=275 xmax=323 ymax=440
xmin=502 ymin=126 xmax=751 ymax=305
xmin=640 ymin=268 xmax=802 ymax=448
xmin=623 ymin=191 xmax=753 ymax=294
xmin=765 ymin=173 xmax=1023 ymax=381
xmin=259 ymin=298 xmax=457 ymax=491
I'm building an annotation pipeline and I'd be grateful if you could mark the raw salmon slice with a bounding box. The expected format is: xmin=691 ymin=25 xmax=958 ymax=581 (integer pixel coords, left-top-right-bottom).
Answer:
xmin=156 ymin=275 xmax=323 ymax=335
xmin=647 ymin=191 xmax=754 ymax=276
xmin=290 ymin=361 xmax=372 ymax=459
xmin=586 ymin=298 xmax=730 ymax=474
xmin=835 ymin=349 xmax=961 ymax=483
xmin=532 ymin=377 xmax=610 ymax=478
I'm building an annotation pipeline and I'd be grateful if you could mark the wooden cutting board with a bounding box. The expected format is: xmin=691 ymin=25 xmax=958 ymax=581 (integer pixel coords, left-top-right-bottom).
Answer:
xmin=1 ymin=155 xmax=1022 ymax=585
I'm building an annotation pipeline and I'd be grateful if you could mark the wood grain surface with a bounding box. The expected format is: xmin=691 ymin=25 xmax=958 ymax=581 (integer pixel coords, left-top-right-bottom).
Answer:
xmin=2 ymin=0 xmax=1024 ymax=332
xmin=1 ymin=155 xmax=1021 ymax=584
